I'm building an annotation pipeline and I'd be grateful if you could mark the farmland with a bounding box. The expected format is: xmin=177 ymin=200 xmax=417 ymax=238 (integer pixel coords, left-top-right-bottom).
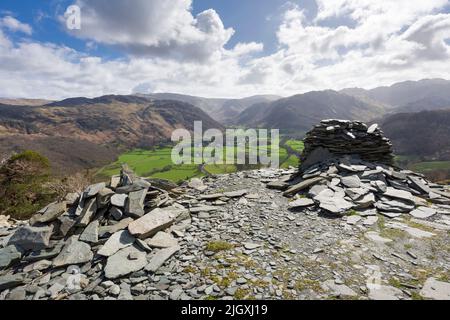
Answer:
xmin=96 ymin=139 xmax=304 ymax=183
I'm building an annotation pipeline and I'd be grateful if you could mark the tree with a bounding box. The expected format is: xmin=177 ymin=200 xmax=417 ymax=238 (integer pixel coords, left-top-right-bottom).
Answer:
xmin=0 ymin=150 xmax=57 ymax=220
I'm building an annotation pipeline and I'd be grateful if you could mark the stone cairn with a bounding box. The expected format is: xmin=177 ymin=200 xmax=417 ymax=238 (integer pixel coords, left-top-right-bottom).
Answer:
xmin=269 ymin=119 xmax=450 ymax=216
xmin=299 ymin=119 xmax=394 ymax=172
xmin=0 ymin=164 xmax=191 ymax=297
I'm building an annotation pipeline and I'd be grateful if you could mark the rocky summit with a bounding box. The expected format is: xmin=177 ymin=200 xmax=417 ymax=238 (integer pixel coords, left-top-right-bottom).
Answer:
xmin=1 ymin=120 xmax=450 ymax=300
xmin=300 ymin=120 xmax=394 ymax=172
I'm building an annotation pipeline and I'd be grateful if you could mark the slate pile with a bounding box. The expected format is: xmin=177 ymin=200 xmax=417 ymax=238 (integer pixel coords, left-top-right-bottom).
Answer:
xmin=0 ymin=165 xmax=190 ymax=299
xmin=273 ymin=120 xmax=450 ymax=217
xmin=299 ymin=120 xmax=394 ymax=172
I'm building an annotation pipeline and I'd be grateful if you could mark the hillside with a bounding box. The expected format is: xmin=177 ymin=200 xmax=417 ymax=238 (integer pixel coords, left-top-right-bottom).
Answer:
xmin=234 ymin=90 xmax=385 ymax=134
xmin=342 ymin=79 xmax=450 ymax=108
xmin=140 ymin=93 xmax=280 ymax=124
xmin=380 ymin=109 xmax=450 ymax=160
xmin=0 ymin=96 xmax=223 ymax=174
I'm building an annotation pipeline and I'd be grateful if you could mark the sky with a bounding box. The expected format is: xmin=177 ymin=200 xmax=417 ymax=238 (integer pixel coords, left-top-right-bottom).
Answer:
xmin=0 ymin=0 xmax=450 ymax=99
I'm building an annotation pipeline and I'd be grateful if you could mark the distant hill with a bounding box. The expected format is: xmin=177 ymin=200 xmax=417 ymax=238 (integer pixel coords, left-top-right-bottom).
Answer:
xmin=395 ymin=96 xmax=450 ymax=114
xmin=380 ymin=109 xmax=450 ymax=160
xmin=234 ymin=90 xmax=385 ymax=134
xmin=342 ymin=79 xmax=450 ymax=108
xmin=0 ymin=98 xmax=52 ymax=106
xmin=0 ymin=95 xmax=223 ymax=173
xmin=139 ymin=93 xmax=280 ymax=124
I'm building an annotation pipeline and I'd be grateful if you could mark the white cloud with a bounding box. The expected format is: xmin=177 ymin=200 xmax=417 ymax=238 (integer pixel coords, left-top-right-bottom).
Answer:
xmin=0 ymin=16 xmax=32 ymax=35
xmin=1 ymin=2 xmax=450 ymax=100
xmin=70 ymin=0 xmax=234 ymax=62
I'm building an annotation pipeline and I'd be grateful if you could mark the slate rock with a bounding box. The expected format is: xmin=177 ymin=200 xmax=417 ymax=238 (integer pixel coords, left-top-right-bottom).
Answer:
xmin=128 ymin=207 xmax=186 ymax=239
xmin=30 ymin=202 xmax=66 ymax=225
xmin=8 ymin=225 xmax=54 ymax=251
xmin=420 ymin=278 xmax=450 ymax=300
xmin=79 ymin=220 xmax=99 ymax=244
xmin=98 ymin=230 xmax=135 ymax=257
xmin=410 ymin=207 xmax=437 ymax=219
xmin=0 ymin=245 xmax=23 ymax=269
xmin=146 ymin=232 xmax=178 ymax=248
xmin=145 ymin=246 xmax=180 ymax=273
xmin=53 ymin=236 xmax=94 ymax=267
xmin=104 ymin=245 xmax=147 ymax=279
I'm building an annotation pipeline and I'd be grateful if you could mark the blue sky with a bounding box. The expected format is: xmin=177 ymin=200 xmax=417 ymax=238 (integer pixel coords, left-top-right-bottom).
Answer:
xmin=0 ymin=0 xmax=449 ymax=99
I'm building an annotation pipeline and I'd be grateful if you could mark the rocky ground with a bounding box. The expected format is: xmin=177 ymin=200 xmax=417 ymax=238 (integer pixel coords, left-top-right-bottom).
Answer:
xmin=2 ymin=167 xmax=449 ymax=300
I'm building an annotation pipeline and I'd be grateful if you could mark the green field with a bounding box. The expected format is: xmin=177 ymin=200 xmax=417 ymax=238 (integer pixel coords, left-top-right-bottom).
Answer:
xmin=410 ymin=161 xmax=450 ymax=172
xmin=96 ymin=140 xmax=304 ymax=183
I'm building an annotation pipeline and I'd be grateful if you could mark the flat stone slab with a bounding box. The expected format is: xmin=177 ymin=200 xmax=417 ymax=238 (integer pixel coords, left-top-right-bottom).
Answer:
xmin=383 ymin=187 xmax=415 ymax=203
xmin=53 ymin=236 xmax=94 ymax=267
xmin=289 ymin=198 xmax=315 ymax=209
xmin=98 ymin=230 xmax=135 ymax=257
xmin=79 ymin=220 xmax=99 ymax=244
xmin=84 ymin=182 xmax=106 ymax=198
xmin=420 ymin=278 xmax=450 ymax=300
xmin=146 ymin=232 xmax=178 ymax=248
xmin=31 ymin=202 xmax=67 ymax=225
xmin=0 ymin=245 xmax=23 ymax=269
xmin=145 ymin=246 xmax=180 ymax=273
xmin=223 ymin=190 xmax=248 ymax=198
xmin=189 ymin=206 xmax=218 ymax=214
xmin=321 ymin=280 xmax=357 ymax=297
xmin=104 ymin=245 xmax=147 ymax=279
xmin=365 ymin=232 xmax=392 ymax=244
xmin=284 ymin=177 xmax=325 ymax=196
xmin=125 ymin=189 xmax=148 ymax=218
xmin=0 ymin=274 xmax=24 ymax=291
xmin=410 ymin=207 xmax=437 ymax=219
xmin=385 ymin=222 xmax=435 ymax=239
xmin=341 ymin=175 xmax=361 ymax=188
xmin=368 ymin=284 xmax=403 ymax=300
xmin=8 ymin=225 xmax=53 ymax=251
xmin=110 ymin=194 xmax=128 ymax=208
xmin=99 ymin=217 xmax=134 ymax=238
xmin=128 ymin=207 xmax=187 ymax=239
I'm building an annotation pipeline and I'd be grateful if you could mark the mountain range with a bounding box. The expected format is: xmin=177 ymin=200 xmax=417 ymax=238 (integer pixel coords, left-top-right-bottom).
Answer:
xmin=1 ymin=78 xmax=450 ymax=174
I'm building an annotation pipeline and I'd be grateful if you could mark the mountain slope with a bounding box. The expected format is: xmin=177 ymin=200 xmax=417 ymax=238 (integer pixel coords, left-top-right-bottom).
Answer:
xmin=234 ymin=90 xmax=385 ymax=134
xmin=342 ymin=79 xmax=450 ymax=108
xmin=0 ymin=96 xmax=223 ymax=173
xmin=380 ymin=109 xmax=450 ymax=160
xmin=140 ymin=93 xmax=280 ymax=124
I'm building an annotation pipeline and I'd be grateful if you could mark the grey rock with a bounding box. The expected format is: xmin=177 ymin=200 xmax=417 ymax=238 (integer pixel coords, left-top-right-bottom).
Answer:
xmin=111 ymin=194 xmax=128 ymax=208
xmin=420 ymin=278 xmax=450 ymax=300
xmin=53 ymin=236 xmax=94 ymax=267
xmin=30 ymin=202 xmax=66 ymax=225
xmin=128 ymin=207 xmax=187 ymax=239
xmin=104 ymin=245 xmax=147 ymax=279
xmin=79 ymin=220 xmax=99 ymax=244
xmin=341 ymin=175 xmax=361 ymax=188
xmin=77 ymin=198 xmax=97 ymax=227
xmin=125 ymin=189 xmax=148 ymax=218
xmin=321 ymin=280 xmax=357 ymax=297
xmin=146 ymin=232 xmax=178 ymax=248
xmin=410 ymin=207 xmax=437 ymax=219
xmin=110 ymin=207 xmax=124 ymax=221
xmin=99 ymin=218 xmax=134 ymax=238
xmin=289 ymin=198 xmax=315 ymax=209
xmin=224 ymin=189 xmax=248 ymax=198
xmin=7 ymin=287 xmax=26 ymax=300
xmin=0 ymin=245 xmax=23 ymax=269
xmin=284 ymin=177 xmax=325 ymax=196
xmin=145 ymin=246 xmax=180 ymax=273
xmin=57 ymin=215 xmax=78 ymax=237
xmin=0 ymin=274 xmax=24 ymax=291
xmin=84 ymin=182 xmax=106 ymax=198
xmin=98 ymin=230 xmax=135 ymax=257
xmin=383 ymin=187 xmax=415 ymax=204
xmin=8 ymin=225 xmax=53 ymax=251
xmin=97 ymin=188 xmax=114 ymax=208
